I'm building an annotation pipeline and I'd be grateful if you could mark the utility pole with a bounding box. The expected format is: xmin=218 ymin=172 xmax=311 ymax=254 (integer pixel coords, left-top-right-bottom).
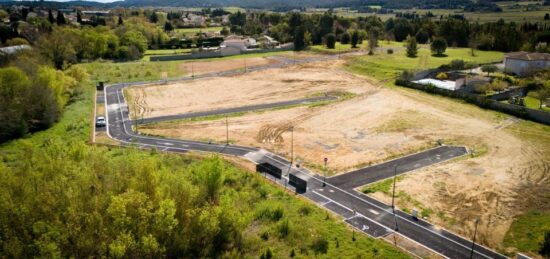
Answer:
xmin=323 ymin=157 xmax=328 ymax=187
xmin=290 ymin=126 xmax=294 ymax=166
xmin=244 ymin=57 xmax=247 ymax=73
xmin=470 ymin=218 xmax=480 ymax=259
xmin=225 ymin=115 xmax=229 ymax=145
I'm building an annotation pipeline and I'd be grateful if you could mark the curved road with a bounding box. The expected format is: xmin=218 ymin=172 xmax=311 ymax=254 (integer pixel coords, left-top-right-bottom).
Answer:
xmin=103 ymin=56 xmax=507 ymax=259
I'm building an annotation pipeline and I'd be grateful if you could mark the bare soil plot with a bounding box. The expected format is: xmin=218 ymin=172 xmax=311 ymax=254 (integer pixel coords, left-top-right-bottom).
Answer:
xmin=126 ymin=60 xmax=368 ymax=119
xmin=138 ymin=63 xmax=549 ymax=250
xmin=178 ymin=57 xmax=278 ymax=76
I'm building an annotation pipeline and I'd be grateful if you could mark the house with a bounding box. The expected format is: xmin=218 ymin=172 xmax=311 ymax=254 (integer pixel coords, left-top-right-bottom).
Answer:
xmin=182 ymin=13 xmax=206 ymax=27
xmin=504 ymin=51 xmax=550 ymax=76
xmin=258 ymin=35 xmax=279 ymax=49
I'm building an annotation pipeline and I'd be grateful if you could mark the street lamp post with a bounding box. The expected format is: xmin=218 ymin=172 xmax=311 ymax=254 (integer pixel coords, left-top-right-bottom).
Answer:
xmin=392 ymin=165 xmax=399 ymax=232
xmin=323 ymin=157 xmax=328 ymax=187
xmin=470 ymin=218 xmax=480 ymax=259
xmin=225 ymin=115 xmax=229 ymax=145
xmin=290 ymin=126 xmax=294 ymax=165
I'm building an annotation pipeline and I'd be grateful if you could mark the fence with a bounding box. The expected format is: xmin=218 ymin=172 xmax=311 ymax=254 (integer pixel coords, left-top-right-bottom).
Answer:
xmin=396 ymin=79 xmax=550 ymax=126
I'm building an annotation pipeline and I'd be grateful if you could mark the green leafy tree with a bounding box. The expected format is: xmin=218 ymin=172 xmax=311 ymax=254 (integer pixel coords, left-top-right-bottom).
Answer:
xmin=405 ymin=35 xmax=418 ymax=58
xmin=121 ymin=30 xmax=148 ymax=59
xmin=351 ymin=30 xmax=359 ymax=48
xmin=340 ymin=32 xmax=351 ymax=44
xmin=367 ymin=29 xmax=378 ymax=55
xmin=431 ymin=37 xmax=448 ymax=56
xmin=37 ymin=29 xmax=77 ymax=69
xmin=481 ymin=64 xmax=498 ymax=76
xmin=0 ymin=67 xmax=30 ymax=141
xmin=532 ymin=83 xmax=550 ymax=109
xmin=325 ymin=33 xmax=336 ymax=49
xmin=118 ymin=15 xmax=124 ymax=26
xmin=163 ymin=21 xmax=173 ymax=32
xmin=293 ymin=26 xmax=306 ymax=51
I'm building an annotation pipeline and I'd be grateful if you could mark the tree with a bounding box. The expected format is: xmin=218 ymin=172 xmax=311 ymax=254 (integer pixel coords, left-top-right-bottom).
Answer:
xmin=149 ymin=12 xmax=158 ymax=23
xmin=163 ymin=21 xmax=173 ymax=32
xmin=351 ymin=31 xmax=359 ymax=48
xmin=220 ymin=27 xmax=229 ymax=36
xmin=532 ymin=84 xmax=550 ymax=109
xmin=48 ymin=10 xmax=55 ymax=24
xmin=545 ymin=13 xmax=550 ymax=20
xmin=77 ymin=11 xmax=82 ymax=24
xmin=325 ymin=33 xmax=336 ymax=49
xmin=37 ymin=29 xmax=76 ymax=69
xmin=0 ymin=67 xmax=31 ymax=142
xmin=56 ymin=11 xmax=66 ymax=25
xmin=481 ymin=64 xmax=498 ymax=76
xmin=121 ymin=30 xmax=148 ymax=59
xmin=293 ymin=26 xmax=305 ymax=51
xmin=118 ymin=15 xmax=124 ymax=26
xmin=367 ymin=29 xmax=378 ymax=55
xmin=340 ymin=32 xmax=350 ymax=45
xmin=431 ymin=37 xmax=448 ymax=56
xmin=540 ymin=231 xmax=550 ymax=257
xmin=405 ymin=35 xmax=418 ymax=58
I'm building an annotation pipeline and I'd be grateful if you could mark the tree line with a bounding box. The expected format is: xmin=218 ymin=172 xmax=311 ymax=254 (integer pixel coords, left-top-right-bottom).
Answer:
xmin=227 ymin=11 xmax=550 ymax=53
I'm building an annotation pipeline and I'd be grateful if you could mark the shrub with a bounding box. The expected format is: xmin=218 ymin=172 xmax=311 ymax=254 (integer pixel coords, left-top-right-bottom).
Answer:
xmin=430 ymin=37 xmax=448 ymax=56
xmin=298 ymin=205 xmax=312 ymax=216
xmin=450 ymin=59 xmax=465 ymax=70
xmin=277 ymin=219 xmax=291 ymax=238
xmin=260 ymin=231 xmax=269 ymax=240
xmin=255 ymin=204 xmax=284 ymax=222
xmin=311 ymin=236 xmax=329 ymax=254
xmin=405 ymin=35 xmax=418 ymax=58
xmin=259 ymin=248 xmax=273 ymax=259
xmin=340 ymin=32 xmax=351 ymax=44
xmin=387 ymin=48 xmax=394 ymax=54
xmin=436 ymin=72 xmax=448 ymax=80
xmin=399 ymin=70 xmax=415 ymax=81
xmin=325 ymin=33 xmax=336 ymax=49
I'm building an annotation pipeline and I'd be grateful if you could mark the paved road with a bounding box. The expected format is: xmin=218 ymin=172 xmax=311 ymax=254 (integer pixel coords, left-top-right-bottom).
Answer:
xmin=134 ymin=95 xmax=337 ymax=125
xmin=103 ymin=56 xmax=508 ymax=259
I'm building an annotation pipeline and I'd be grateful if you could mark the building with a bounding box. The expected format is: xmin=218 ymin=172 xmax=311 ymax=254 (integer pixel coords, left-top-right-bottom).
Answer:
xmin=504 ymin=51 xmax=550 ymax=76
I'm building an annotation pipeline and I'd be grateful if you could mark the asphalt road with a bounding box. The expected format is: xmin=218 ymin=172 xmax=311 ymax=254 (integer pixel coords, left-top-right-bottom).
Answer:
xmin=134 ymin=95 xmax=337 ymax=125
xmin=103 ymin=55 xmax=508 ymax=259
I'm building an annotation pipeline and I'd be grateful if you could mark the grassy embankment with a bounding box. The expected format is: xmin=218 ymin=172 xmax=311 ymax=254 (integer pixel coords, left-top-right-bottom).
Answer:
xmin=0 ymin=61 xmax=409 ymax=258
xmin=347 ymin=45 xmax=550 ymax=256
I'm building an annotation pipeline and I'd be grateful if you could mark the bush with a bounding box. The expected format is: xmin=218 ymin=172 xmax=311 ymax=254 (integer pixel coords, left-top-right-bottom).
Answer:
xmin=430 ymin=37 xmax=448 ymax=56
xmin=450 ymin=59 xmax=465 ymax=70
xmin=436 ymin=72 xmax=448 ymax=80
xmin=387 ymin=48 xmax=394 ymax=54
xmin=277 ymin=219 xmax=291 ymax=238
xmin=298 ymin=205 xmax=312 ymax=216
xmin=341 ymin=32 xmax=351 ymax=44
xmin=325 ymin=33 xmax=336 ymax=49
xmin=311 ymin=236 xmax=329 ymax=254
xmin=255 ymin=204 xmax=284 ymax=222
xmin=399 ymin=70 xmax=415 ymax=81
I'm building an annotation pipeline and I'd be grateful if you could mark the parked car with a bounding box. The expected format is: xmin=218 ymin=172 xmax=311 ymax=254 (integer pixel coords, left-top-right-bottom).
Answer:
xmin=96 ymin=116 xmax=106 ymax=127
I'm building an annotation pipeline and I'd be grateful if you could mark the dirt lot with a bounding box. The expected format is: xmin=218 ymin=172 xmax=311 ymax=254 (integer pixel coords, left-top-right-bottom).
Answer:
xmin=126 ymin=60 xmax=367 ymax=119
xmin=178 ymin=56 xmax=278 ymax=76
xmin=136 ymin=60 xmax=549 ymax=250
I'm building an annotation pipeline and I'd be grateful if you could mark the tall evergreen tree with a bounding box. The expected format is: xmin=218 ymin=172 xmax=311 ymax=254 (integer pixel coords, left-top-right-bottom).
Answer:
xmin=48 ymin=10 xmax=55 ymax=24
xmin=118 ymin=15 xmax=124 ymax=26
xmin=405 ymin=35 xmax=418 ymax=58
xmin=76 ymin=11 xmax=82 ymax=24
xmin=351 ymin=31 xmax=359 ymax=48
xmin=56 ymin=10 xmax=66 ymax=25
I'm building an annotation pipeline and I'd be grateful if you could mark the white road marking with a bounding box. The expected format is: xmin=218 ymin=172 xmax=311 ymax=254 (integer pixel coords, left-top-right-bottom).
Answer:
xmin=369 ymin=209 xmax=379 ymax=215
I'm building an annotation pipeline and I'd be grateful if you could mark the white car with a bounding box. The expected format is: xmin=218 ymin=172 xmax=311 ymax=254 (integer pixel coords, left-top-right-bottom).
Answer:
xmin=96 ymin=116 xmax=106 ymax=127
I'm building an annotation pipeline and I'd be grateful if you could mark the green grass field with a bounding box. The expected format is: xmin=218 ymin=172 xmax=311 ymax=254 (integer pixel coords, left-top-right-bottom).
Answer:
xmin=309 ymin=40 xmax=403 ymax=54
xmin=344 ymin=46 xmax=503 ymax=81
xmin=81 ymin=51 xmax=293 ymax=83
xmin=524 ymin=95 xmax=550 ymax=112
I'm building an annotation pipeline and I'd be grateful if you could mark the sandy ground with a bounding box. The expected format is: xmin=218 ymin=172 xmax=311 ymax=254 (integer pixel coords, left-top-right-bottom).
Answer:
xmin=137 ymin=61 xmax=550 ymax=250
xmin=126 ymin=60 xmax=367 ymax=119
xmin=178 ymin=56 xmax=278 ymax=76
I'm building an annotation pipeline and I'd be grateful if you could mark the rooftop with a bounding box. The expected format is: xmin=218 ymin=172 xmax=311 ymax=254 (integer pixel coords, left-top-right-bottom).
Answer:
xmin=505 ymin=51 xmax=550 ymax=61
